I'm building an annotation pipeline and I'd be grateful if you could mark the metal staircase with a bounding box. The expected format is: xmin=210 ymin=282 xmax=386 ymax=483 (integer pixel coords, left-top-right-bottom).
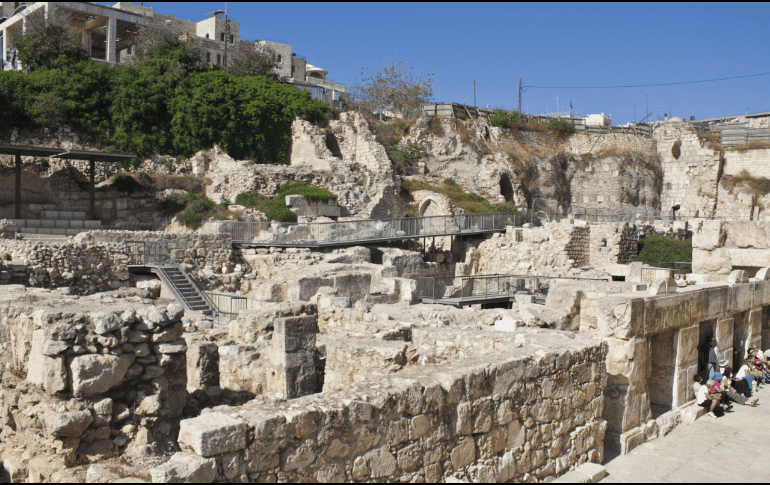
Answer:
xmin=129 ymin=242 xmax=218 ymax=317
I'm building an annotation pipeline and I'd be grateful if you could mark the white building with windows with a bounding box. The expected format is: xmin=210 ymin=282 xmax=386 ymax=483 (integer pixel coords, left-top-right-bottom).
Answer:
xmin=0 ymin=2 xmax=345 ymax=100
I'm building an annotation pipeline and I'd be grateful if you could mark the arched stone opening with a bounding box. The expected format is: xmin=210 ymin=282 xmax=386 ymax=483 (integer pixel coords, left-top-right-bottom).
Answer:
xmin=419 ymin=199 xmax=441 ymax=217
xmin=499 ymin=173 xmax=514 ymax=202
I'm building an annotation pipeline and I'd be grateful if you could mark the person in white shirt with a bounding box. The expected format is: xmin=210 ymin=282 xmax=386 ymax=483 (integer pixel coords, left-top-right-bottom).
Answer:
xmin=736 ymin=359 xmax=761 ymax=391
xmin=696 ymin=379 xmax=723 ymax=418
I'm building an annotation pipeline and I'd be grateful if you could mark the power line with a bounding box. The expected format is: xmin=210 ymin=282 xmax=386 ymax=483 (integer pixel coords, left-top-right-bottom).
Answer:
xmin=523 ymin=71 xmax=770 ymax=90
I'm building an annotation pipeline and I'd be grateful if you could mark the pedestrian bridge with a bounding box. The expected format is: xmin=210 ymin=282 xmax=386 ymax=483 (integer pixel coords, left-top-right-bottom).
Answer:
xmin=201 ymin=212 xmax=526 ymax=248
xmin=417 ymin=273 xmax=607 ymax=308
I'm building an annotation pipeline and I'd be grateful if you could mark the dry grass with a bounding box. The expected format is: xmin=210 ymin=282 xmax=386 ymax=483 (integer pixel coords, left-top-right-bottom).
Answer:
xmin=427 ymin=117 xmax=445 ymax=137
xmin=696 ymin=132 xmax=723 ymax=152
xmin=455 ymin=119 xmax=472 ymax=143
xmin=721 ymin=169 xmax=770 ymax=198
xmin=593 ymin=145 xmax=631 ymax=158
xmin=725 ymin=140 xmax=770 ymax=152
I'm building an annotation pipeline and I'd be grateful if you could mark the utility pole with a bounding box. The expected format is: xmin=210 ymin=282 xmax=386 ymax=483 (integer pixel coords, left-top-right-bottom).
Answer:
xmin=473 ymin=79 xmax=476 ymax=109
xmin=518 ymin=78 xmax=522 ymax=113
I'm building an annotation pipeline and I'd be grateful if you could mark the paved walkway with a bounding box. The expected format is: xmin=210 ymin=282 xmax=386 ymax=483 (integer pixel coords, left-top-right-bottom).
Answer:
xmin=600 ymin=384 xmax=770 ymax=482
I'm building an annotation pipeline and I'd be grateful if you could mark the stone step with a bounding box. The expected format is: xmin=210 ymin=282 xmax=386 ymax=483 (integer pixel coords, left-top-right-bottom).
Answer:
xmin=12 ymin=219 xmax=101 ymax=230
xmin=42 ymin=211 xmax=87 ymax=221
xmin=18 ymin=227 xmax=81 ymax=236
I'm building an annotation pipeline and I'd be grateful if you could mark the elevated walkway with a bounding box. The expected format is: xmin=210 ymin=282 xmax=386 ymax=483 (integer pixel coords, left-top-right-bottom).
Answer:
xmin=128 ymin=242 xmax=217 ymax=317
xmin=417 ymin=273 xmax=607 ymax=308
xmin=201 ymin=212 xmax=522 ymax=248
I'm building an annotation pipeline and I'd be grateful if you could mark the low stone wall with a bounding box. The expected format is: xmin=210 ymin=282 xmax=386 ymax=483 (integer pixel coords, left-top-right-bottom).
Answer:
xmin=0 ymin=231 xmax=235 ymax=293
xmin=160 ymin=332 xmax=607 ymax=483
xmin=0 ymin=289 xmax=187 ymax=478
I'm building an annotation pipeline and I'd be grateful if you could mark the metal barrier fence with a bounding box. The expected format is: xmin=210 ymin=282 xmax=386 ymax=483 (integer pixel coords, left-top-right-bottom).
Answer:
xmin=417 ymin=274 xmax=607 ymax=304
xmin=201 ymin=212 xmax=522 ymax=245
xmin=204 ymin=291 xmax=253 ymax=317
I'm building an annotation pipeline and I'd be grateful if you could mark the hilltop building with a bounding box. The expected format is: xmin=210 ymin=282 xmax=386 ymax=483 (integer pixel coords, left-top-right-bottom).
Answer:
xmin=0 ymin=2 xmax=345 ymax=102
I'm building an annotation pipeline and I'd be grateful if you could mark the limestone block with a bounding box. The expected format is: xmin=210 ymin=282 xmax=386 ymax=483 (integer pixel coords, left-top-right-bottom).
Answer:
xmin=185 ymin=338 xmax=220 ymax=392
xmin=178 ymin=413 xmax=248 ymax=457
xmin=364 ymin=446 xmax=397 ymax=479
xmin=754 ymin=267 xmax=770 ymax=280
xmin=450 ymin=438 xmax=476 ymax=470
xmin=149 ymin=452 xmax=217 ymax=483
xmin=693 ymin=249 xmax=731 ymax=274
xmin=644 ymin=293 xmax=692 ymax=336
xmin=728 ymin=270 xmax=749 ymax=285
xmin=46 ymin=410 xmax=93 ymax=437
xmin=27 ymin=329 xmax=67 ymax=394
xmin=90 ymin=311 xmax=126 ymax=335
xmin=596 ymin=296 xmax=644 ymax=339
xmin=619 ymin=427 xmax=644 ymax=455
xmin=70 ymin=353 xmax=135 ymax=396
xmin=648 ymin=278 xmax=676 ymax=295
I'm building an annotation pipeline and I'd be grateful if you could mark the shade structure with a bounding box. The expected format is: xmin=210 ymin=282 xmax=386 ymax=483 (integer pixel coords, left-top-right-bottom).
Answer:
xmin=0 ymin=145 xmax=137 ymax=220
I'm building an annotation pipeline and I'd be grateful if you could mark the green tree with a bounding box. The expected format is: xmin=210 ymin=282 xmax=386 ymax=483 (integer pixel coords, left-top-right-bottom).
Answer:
xmin=170 ymin=72 xmax=328 ymax=162
xmin=13 ymin=9 xmax=88 ymax=71
xmin=226 ymin=42 xmax=279 ymax=78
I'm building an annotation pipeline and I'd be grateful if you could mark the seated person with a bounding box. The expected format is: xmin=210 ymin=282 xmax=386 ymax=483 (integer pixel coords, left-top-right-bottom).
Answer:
xmin=716 ymin=368 xmax=756 ymax=406
xmin=736 ymin=358 xmax=762 ymax=391
xmin=697 ymin=379 xmax=725 ymax=418
xmin=748 ymin=347 xmax=770 ymax=382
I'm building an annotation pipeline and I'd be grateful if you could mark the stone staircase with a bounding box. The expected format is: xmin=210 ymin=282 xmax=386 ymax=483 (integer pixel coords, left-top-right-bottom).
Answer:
xmin=154 ymin=265 xmax=217 ymax=316
xmin=12 ymin=211 xmax=101 ymax=236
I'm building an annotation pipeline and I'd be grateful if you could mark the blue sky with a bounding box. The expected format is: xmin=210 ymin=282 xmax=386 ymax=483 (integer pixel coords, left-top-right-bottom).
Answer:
xmin=116 ymin=2 xmax=770 ymax=125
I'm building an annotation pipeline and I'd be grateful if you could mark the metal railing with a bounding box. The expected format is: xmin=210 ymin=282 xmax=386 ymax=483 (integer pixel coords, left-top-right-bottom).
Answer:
xmin=130 ymin=241 xmax=219 ymax=317
xmin=417 ymin=273 xmax=608 ymax=304
xmin=201 ymin=212 xmax=522 ymax=246
xmin=204 ymin=291 xmax=253 ymax=317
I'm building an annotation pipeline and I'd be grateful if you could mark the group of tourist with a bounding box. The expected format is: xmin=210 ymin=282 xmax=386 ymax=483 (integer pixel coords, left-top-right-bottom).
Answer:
xmin=694 ymin=340 xmax=770 ymax=418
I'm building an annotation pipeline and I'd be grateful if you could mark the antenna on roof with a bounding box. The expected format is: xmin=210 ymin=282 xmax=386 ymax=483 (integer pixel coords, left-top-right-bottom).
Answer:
xmin=204 ymin=10 xmax=225 ymax=19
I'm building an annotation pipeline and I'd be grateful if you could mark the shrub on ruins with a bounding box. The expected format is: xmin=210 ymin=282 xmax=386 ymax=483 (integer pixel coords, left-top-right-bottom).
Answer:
xmin=277 ymin=181 xmax=337 ymax=202
xmin=372 ymin=122 xmax=426 ymax=176
xmin=636 ymin=234 xmax=692 ymax=269
xmin=160 ymin=192 xmax=220 ymax=229
xmin=548 ymin=118 xmax=575 ymax=136
xmin=111 ymin=172 xmax=149 ymax=195
xmin=0 ymin=71 xmax=31 ymax=134
xmin=402 ymin=178 xmax=516 ymax=214
xmin=488 ymin=110 xmax=521 ymax=129
xmin=169 ymin=71 xmax=329 ymax=162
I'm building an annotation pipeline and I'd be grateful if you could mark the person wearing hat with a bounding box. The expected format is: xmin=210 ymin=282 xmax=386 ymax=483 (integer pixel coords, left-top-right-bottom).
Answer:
xmin=716 ymin=362 xmax=758 ymax=406
xmin=707 ymin=338 xmax=720 ymax=381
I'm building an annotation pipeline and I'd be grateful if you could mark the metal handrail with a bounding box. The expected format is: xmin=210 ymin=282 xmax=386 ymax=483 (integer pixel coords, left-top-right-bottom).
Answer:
xmin=184 ymin=249 xmax=218 ymax=288
xmin=131 ymin=241 xmax=219 ymax=317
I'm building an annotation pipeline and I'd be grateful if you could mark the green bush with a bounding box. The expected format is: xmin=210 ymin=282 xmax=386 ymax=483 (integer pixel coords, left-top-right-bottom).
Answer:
xmin=235 ymin=191 xmax=297 ymax=222
xmin=488 ymin=110 xmax=520 ymax=128
xmin=402 ymin=179 xmax=516 ymax=214
xmin=548 ymin=118 xmax=575 ymax=136
xmin=636 ymin=234 xmax=692 ymax=268
xmin=160 ymin=192 xmax=219 ymax=229
xmin=277 ymin=181 xmax=337 ymax=202
xmin=111 ymin=172 xmax=146 ymax=194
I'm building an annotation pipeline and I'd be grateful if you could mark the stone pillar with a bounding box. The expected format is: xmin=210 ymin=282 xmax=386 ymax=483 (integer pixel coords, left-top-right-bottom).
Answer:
xmin=748 ymin=308 xmax=762 ymax=353
xmin=105 ymin=16 xmax=116 ymax=65
xmin=1 ymin=28 xmax=6 ymax=70
xmin=762 ymin=307 xmax=770 ymax=353
xmin=266 ymin=314 xmax=318 ymax=399
xmin=715 ymin=316 xmax=734 ymax=368
xmin=672 ymin=324 xmax=699 ymax=407
xmin=81 ymin=30 xmax=92 ymax=56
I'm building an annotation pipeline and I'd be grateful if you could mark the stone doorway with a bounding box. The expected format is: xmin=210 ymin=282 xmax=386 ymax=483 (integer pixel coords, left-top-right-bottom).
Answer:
xmin=697 ymin=320 xmax=716 ymax=380
xmin=499 ymin=173 xmax=514 ymax=203
xmin=733 ymin=312 xmax=750 ymax=365
xmin=648 ymin=330 xmax=676 ymax=418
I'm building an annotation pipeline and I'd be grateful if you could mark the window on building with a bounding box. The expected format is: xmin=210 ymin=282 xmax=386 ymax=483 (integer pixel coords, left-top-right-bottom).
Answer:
xmin=217 ymin=54 xmax=221 ymax=65
xmin=229 ymin=35 xmax=234 ymax=44
xmin=277 ymin=54 xmax=282 ymax=63
xmin=220 ymin=33 xmax=225 ymax=42
xmin=205 ymin=33 xmax=209 ymax=39
xmin=207 ymin=52 xmax=211 ymax=64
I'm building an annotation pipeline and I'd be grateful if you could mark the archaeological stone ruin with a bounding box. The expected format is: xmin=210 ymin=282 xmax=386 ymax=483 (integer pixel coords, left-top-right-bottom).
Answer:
xmin=0 ymin=104 xmax=769 ymax=483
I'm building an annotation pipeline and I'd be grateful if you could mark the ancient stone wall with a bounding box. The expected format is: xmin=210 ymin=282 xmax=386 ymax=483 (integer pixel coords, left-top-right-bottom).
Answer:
xmin=0 ymin=291 xmax=187 ymax=477
xmin=596 ymin=276 xmax=770 ymax=455
xmin=652 ymin=122 xmax=722 ymax=216
xmin=692 ymin=219 xmax=770 ymax=274
xmin=164 ymin=332 xmax=607 ymax=483
xmin=0 ymin=231 xmax=234 ymax=293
